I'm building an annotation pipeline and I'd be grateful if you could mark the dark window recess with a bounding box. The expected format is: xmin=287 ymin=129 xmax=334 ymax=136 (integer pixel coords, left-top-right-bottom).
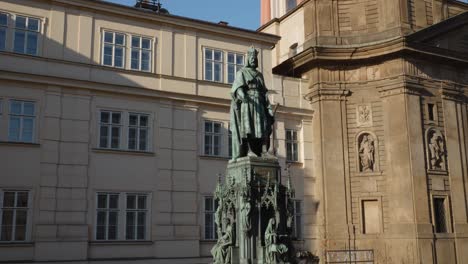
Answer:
xmin=428 ymin=103 xmax=435 ymax=121
xmin=434 ymin=198 xmax=447 ymax=233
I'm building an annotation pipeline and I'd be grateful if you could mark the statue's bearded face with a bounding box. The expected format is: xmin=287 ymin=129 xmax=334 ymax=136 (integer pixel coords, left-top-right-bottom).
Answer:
xmin=247 ymin=54 xmax=258 ymax=68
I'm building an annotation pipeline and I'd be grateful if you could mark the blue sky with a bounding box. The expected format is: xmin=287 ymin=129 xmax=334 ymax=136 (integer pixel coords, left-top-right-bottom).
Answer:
xmin=105 ymin=0 xmax=260 ymax=30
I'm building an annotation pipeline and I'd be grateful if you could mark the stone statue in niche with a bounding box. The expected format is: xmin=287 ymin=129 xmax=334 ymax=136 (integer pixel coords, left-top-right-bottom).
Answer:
xmin=357 ymin=104 xmax=372 ymax=127
xmin=359 ymin=133 xmax=375 ymax=172
xmin=427 ymin=129 xmax=446 ymax=170
xmin=211 ymin=218 xmax=234 ymax=264
xmin=264 ymin=218 xmax=288 ymax=263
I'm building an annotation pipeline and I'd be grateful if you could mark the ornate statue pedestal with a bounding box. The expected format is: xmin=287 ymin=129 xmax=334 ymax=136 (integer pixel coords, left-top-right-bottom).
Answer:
xmin=212 ymin=156 xmax=295 ymax=264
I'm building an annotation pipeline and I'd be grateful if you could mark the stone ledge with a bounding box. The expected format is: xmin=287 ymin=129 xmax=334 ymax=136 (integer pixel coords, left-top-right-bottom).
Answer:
xmin=0 ymin=141 xmax=40 ymax=147
xmin=92 ymin=148 xmax=155 ymax=156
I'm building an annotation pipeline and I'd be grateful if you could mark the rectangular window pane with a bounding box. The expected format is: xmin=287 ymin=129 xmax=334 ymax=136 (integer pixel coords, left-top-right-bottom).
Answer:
xmin=111 ymin=113 xmax=121 ymax=124
xmin=109 ymin=194 xmax=119 ymax=209
xmin=127 ymin=195 xmax=136 ymax=209
xmin=104 ymin=32 xmax=113 ymax=43
xmin=141 ymin=51 xmax=150 ymax=71
xmin=214 ymin=51 xmax=222 ymax=61
xmin=99 ymin=126 xmax=109 ymax=148
xmin=26 ymin=32 xmax=38 ymax=55
xmin=97 ymin=194 xmax=107 ymax=209
xmin=132 ymin=36 xmax=140 ymax=48
xmin=128 ymin=127 xmax=137 ymax=150
xmin=0 ymin=28 xmax=6 ymax=51
xmin=21 ymin=117 xmax=34 ymax=142
xmin=16 ymin=192 xmax=28 ymax=208
xmin=0 ymin=14 xmax=7 ymax=26
xmin=8 ymin=116 xmax=20 ymax=141
xmin=23 ymin=102 xmax=35 ymax=116
xmin=236 ymin=55 xmax=244 ymax=65
xmin=16 ymin=17 xmax=26 ymax=29
xmin=205 ymin=61 xmax=213 ymax=81
xmin=140 ymin=116 xmax=148 ymax=127
xmin=138 ymin=196 xmax=147 ymax=209
xmin=115 ymin=34 xmax=125 ymax=45
xmin=14 ymin=31 xmax=25 ymax=53
xmin=101 ymin=112 xmax=110 ymax=123
xmin=142 ymin=38 xmax=151 ymax=49
xmin=111 ymin=127 xmax=120 ymax=149
xmin=131 ymin=50 xmax=140 ymax=70
xmin=214 ymin=63 xmax=222 ymax=82
xmin=139 ymin=129 xmax=147 ymax=150
xmin=434 ymin=198 xmax=448 ymax=233
xmin=205 ymin=49 xmax=212 ymax=60
xmin=28 ymin=18 xmax=39 ymax=31
xmin=3 ymin=192 xmax=15 ymax=207
xmin=1 ymin=210 xmax=13 ymax=241
xmin=114 ymin=47 xmax=124 ymax=68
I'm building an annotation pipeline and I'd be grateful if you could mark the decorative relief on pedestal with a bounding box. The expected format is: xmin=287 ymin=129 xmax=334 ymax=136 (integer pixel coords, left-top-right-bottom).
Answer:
xmin=426 ymin=128 xmax=447 ymax=171
xmin=357 ymin=132 xmax=378 ymax=173
xmin=356 ymin=104 xmax=373 ymax=127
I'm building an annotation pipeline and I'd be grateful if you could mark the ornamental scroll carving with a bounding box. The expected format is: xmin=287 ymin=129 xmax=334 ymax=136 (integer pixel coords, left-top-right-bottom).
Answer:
xmin=357 ymin=132 xmax=377 ymax=173
xmin=426 ymin=128 xmax=447 ymax=171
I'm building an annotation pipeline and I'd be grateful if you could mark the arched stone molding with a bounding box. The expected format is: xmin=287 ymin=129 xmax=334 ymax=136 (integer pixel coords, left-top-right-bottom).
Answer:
xmin=356 ymin=131 xmax=379 ymax=173
xmin=425 ymin=127 xmax=447 ymax=172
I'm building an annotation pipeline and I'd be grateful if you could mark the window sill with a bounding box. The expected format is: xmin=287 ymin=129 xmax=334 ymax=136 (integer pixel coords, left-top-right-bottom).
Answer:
xmin=351 ymin=171 xmax=384 ymax=177
xmin=0 ymin=241 xmax=34 ymax=247
xmin=199 ymin=155 xmax=230 ymax=161
xmin=286 ymin=161 xmax=303 ymax=166
xmin=92 ymin=148 xmax=155 ymax=156
xmin=434 ymin=233 xmax=455 ymax=239
xmin=89 ymin=240 xmax=153 ymax=245
xmin=200 ymin=239 xmax=217 ymax=243
xmin=0 ymin=141 xmax=40 ymax=147
xmin=428 ymin=170 xmax=449 ymax=176
xmin=197 ymin=79 xmax=231 ymax=87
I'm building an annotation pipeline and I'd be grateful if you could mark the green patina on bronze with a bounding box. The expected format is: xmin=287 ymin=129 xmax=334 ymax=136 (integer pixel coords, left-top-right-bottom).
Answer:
xmin=211 ymin=47 xmax=303 ymax=264
xmin=230 ymin=46 xmax=275 ymax=159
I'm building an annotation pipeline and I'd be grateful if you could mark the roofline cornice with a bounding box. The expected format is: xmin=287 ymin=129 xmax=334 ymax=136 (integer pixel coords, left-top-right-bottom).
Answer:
xmin=47 ymin=0 xmax=280 ymax=45
xmin=273 ymin=37 xmax=468 ymax=76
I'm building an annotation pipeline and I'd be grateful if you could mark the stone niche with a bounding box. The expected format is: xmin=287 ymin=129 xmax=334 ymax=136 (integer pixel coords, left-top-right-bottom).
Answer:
xmin=425 ymin=128 xmax=447 ymax=172
xmin=356 ymin=131 xmax=379 ymax=173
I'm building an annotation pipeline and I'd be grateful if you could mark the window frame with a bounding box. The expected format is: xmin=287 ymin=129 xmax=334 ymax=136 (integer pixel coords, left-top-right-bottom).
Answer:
xmin=8 ymin=100 xmax=36 ymax=143
xmin=101 ymin=31 xmax=126 ymax=69
xmin=203 ymin=48 xmax=224 ymax=83
xmin=0 ymin=190 xmax=32 ymax=242
xmin=431 ymin=194 xmax=452 ymax=234
xmin=12 ymin=15 xmax=41 ymax=56
xmin=130 ymin=35 xmax=152 ymax=72
xmin=125 ymin=193 xmax=149 ymax=240
xmin=203 ymin=120 xmax=223 ymax=157
xmin=94 ymin=192 xmax=151 ymax=241
xmin=226 ymin=52 xmax=245 ymax=84
xmin=98 ymin=110 xmax=122 ymax=150
xmin=203 ymin=196 xmax=218 ymax=240
xmin=95 ymin=192 xmax=120 ymax=241
xmin=127 ymin=112 xmax=150 ymax=151
xmin=285 ymin=129 xmax=299 ymax=162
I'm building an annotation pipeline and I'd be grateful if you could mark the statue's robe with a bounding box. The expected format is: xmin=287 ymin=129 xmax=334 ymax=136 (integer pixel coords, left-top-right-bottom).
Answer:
xmin=230 ymin=67 xmax=273 ymax=158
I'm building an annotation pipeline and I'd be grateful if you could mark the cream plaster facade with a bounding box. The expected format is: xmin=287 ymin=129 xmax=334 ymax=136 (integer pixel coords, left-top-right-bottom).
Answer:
xmin=0 ymin=0 xmax=312 ymax=263
xmin=261 ymin=0 xmax=468 ymax=263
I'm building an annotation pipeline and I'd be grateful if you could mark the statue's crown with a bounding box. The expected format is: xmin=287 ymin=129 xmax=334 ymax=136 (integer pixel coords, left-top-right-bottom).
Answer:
xmin=247 ymin=46 xmax=258 ymax=56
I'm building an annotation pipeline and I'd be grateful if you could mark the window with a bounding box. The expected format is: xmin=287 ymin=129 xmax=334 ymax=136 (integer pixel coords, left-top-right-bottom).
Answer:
xmin=125 ymin=194 xmax=148 ymax=240
xmin=286 ymin=0 xmax=297 ymax=12
xmin=96 ymin=193 xmax=119 ymax=240
xmin=227 ymin=52 xmax=244 ymax=84
xmin=131 ymin=36 xmax=152 ymax=72
xmin=427 ymin=103 xmax=436 ymax=122
xmin=204 ymin=121 xmax=222 ymax=156
xmin=204 ymin=196 xmax=218 ymax=240
xmin=1 ymin=191 xmax=29 ymax=241
xmin=8 ymin=100 xmax=35 ymax=143
xmin=292 ymin=200 xmax=302 ymax=239
xmin=204 ymin=48 xmax=223 ymax=82
xmin=102 ymin=31 xmax=125 ymax=68
xmin=286 ymin=129 xmax=299 ymax=162
xmin=13 ymin=16 xmax=40 ymax=55
xmin=0 ymin=13 xmax=7 ymax=51
xmin=128 ymin=113 xmax=149 ymax=151
xmin=99 ymin=111 xmax=121 ymax=149
xmin=361 ymin=200 xmax=381 ymax=234
xmin=433 ymin=197 xmax=448 ymax=233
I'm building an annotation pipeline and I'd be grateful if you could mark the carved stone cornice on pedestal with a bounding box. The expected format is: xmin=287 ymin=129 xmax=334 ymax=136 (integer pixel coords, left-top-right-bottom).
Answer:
xmin=377 ymin=75 xmax=425 ymax=98
xmin=304 ymin=88 xmax=350 ymax=103
xmin=440 ymin=82 xmax=466 ymax=102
